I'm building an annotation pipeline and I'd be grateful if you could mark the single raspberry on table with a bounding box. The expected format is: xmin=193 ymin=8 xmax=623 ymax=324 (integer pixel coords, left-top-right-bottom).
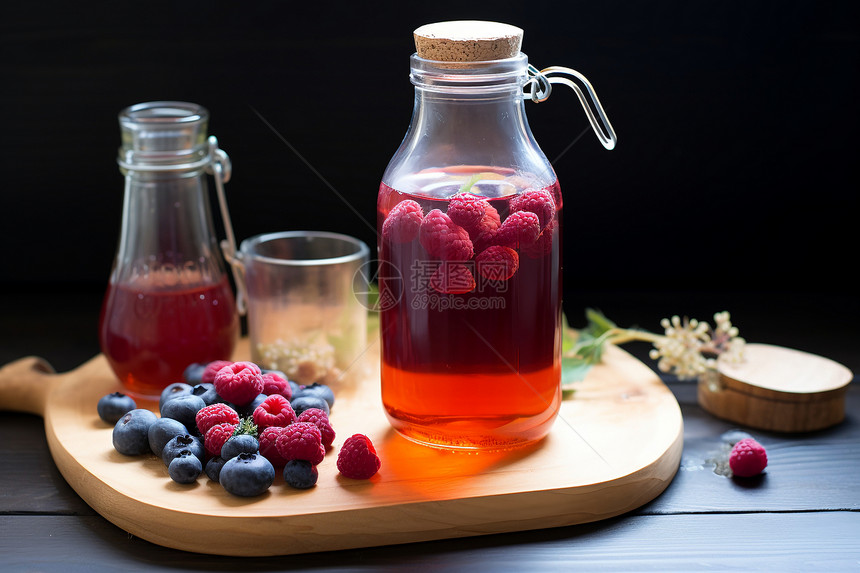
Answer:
xmin=419 ymin=209 xmax=474 ymax=261
xmin=204 ymin=422 xmax=238 ymax=456
xmin=337 ymin=434 xmax=381 ymax=480
xmin=260 ymin=371 xmax=292 ymax=400
xmin=510 ymin=188 xmax=556 ymax=230
xmin=297 ymin=407 xmax=336 ymax=449
xmin=201 ymin=360 xmax=234 ymax=384
xmin=476 ymin=246 xmax=519 ymax=281
xmin=274 ymin=422 xmax=325 ymax=465
xmin=253 ymin=394 xmax=297 ymax=430
xmin=729 ymin=438 xmax=768 ymax=477
xmin=446 ymin=193 xmax=489 ymax=229
xmin=258 ymin=426 xmax=289 ymax=467
xmin=493 ymin=211 xmax=540 ymax=250
xmin=429 ymin=262 xmax=476 ymax=294
xmin=214 ymin=361 xmax=264 ymax=407
xmin=382 ymin=200 xmax=424 ymax=244
xmin=195 ymin=403 xmax=240 ymax=436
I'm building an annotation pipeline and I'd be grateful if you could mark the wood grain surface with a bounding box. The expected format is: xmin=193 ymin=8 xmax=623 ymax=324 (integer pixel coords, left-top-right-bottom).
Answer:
xmin=2 ymin=289 xmax=857 ymax=570
xmin=0 ymin=338 xmax=683 ymax=557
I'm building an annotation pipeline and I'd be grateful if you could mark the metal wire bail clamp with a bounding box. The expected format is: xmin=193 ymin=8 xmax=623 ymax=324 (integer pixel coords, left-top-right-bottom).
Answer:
xmin=206 ymin=136 xmax=248 ymax=316
xmin=525 ymin=65 xmax=618 ymax=151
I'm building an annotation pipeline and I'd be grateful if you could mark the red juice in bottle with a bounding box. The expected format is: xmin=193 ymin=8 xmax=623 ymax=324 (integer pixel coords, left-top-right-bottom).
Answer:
xmin=99 ymin=272 xmax=239 ymax=400
xmin=378 ymin=167 xmax=562 ymax=450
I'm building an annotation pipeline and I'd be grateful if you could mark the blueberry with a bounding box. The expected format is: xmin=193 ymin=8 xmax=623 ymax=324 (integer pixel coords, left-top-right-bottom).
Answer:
xmin=219 ymin=453 xmax=275 ymax=497
xmin=183 ymin=362 xmax=208 ymax=384
xmin=147 ymin=417 xmax=188 ymax=457
xmin=159 ymin=382 xmax=193 ymax=411
xmin=283 ymin=459 xmax=318 ymax=489
xmin=221 ymin=434 xmax=260 ymax=460
xmin=288 ymin=380 xmax=301 ymax=398
xmin=293 ymin=382 xmax=335 ymax=409
xmin=291 ymin=395 xmax=330 ymax=417
xmin=205 ymin=456 xmax=227 ymax=482
xmin=97 ymin=392 xmax=137 ymax=424
xmin=161 ymin=434 xmax=204 ymax=466
xmin=190 ymin=382 xmax=220 ymax=406
xmin=160 ymin=394 xmax=206 ymax=434
xmin=112 ymin=409 xmax=157 ymax=456
xmin=168 ymin=450 xmax=203 ymax=484
xmin=235 ymin=393 xmax=267 ymax=417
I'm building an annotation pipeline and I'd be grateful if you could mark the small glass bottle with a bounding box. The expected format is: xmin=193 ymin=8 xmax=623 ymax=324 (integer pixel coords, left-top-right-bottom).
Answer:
xmin=377 ymin=21 xmax=615 ymax=450
xmin=99 ymin=101 xmax=240 ymax=400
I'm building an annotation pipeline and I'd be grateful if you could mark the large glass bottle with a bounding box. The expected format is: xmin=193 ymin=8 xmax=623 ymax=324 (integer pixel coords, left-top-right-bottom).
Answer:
xmin=99 ymin=102 xmax=240 ymax=400
xmin=377 ymin=22 xmax=615 ymax=450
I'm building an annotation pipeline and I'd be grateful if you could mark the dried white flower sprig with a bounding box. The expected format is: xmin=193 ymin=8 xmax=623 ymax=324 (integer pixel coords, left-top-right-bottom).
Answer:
xmin=564 ymin=309 xmax=746 ymax=385
xmin=648 ymin=311 xmax=746 ymax=377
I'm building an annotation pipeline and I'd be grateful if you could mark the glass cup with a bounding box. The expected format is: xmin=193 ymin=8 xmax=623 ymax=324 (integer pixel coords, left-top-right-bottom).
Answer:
xmin=233 ymin=231 xmax=371 ymax=388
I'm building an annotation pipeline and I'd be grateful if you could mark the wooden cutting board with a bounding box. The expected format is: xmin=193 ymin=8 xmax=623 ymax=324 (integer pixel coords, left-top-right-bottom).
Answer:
xmin=0 ymin=338 xmax=682 ymax=557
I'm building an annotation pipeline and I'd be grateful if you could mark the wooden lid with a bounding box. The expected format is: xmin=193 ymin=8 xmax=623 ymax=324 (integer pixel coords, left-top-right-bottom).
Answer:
xmin=698 ymin=343 xmax=854 ymax=433
xmin=717 ymin=343 xmax=853 ymax=398
xmin=413 ymin=20 xmax=523 ymax=62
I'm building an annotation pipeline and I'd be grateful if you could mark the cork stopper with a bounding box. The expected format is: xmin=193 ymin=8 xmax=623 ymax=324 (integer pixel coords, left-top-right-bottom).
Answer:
xmin=413 ymin=21 xmax=523 ymax=62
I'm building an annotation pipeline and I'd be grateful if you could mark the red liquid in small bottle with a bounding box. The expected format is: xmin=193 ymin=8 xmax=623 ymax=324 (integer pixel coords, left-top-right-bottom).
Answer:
xmin=99 ymin=274 xmax=239 ymax=400
xmin=378 ymin=169 xmax=562 ymax=450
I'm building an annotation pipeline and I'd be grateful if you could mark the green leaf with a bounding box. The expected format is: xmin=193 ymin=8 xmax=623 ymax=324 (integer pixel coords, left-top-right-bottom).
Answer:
xmin=584 ymin=307 xmax=616 ymax=337
xmin=458 ymin=173 xmax=484 ymax=194
xmin=562 ymin=355 xmax=593 ymax=387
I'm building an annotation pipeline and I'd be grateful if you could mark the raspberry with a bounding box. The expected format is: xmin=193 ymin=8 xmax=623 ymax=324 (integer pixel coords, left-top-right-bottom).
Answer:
xmin=382 ymin=200 xmax=424 ymax=244
xmin=419 ymin=209 xmax=474 ymax=261
xmin=260 ymin=371 xmax=292 ymax=400
xmin=274 ymin=422 xmax=325 ymax=465
xmin=446 ymin=193 xmax=488 ymax=228
xmin=297 ymin=408 xmax=336 ymax=448
xmin=252 ymin=394 xmax=297 ymax=430
xmin=429 ymin=262 xmax=476 ymax=294
xmin=204 ymin=422 xmax=237 ymax=456
xmin=258 ymin=426 xmax=289 ymax=467
xmin=467 ymin=202 xmax=502 ymax=253
xmin=201 ymin=360 xmax=234 ymax=384
xmin=729 ymin=438 xmax=768 ymax=477
xmin=510 ymin=189 xmax=556 ymax=230
xmin=337 ymin=434 xmax=381 ymax=480
xmin=475 ymin=246 xmax=519 ymax=281
xmin=195 ymin=403 xmax=240 ymax=436
xmin=493 ymin=211 xmax=540 ymax=250
xmin=521 ymin=220 xmax=555 ymax=258
xmin=213 ymin=361 xmax=264 ymax=406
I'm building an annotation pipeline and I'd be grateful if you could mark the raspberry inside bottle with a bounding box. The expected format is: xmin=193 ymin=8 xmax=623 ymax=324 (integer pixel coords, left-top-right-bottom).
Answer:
xmin=377 ymin=22 xmax=581 ymax=451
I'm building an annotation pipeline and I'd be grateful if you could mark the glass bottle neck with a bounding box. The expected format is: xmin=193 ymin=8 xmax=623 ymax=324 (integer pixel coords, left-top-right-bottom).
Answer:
xmin=382 ymin=53 xmax=556 ymax=193
xmin=409 ymin=53 xmax=529 ymax=95
xmin=118 ymin=101 xmax=210 ymax=173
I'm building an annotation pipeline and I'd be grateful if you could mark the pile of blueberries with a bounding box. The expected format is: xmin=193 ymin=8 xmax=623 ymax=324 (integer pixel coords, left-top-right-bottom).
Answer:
xmin=100 ymin=363 xmax=335 ymax=496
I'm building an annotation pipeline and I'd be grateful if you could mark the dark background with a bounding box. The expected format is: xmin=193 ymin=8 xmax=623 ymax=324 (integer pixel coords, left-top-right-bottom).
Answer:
xmin=1 ymin=2 xmax=857 ymax=372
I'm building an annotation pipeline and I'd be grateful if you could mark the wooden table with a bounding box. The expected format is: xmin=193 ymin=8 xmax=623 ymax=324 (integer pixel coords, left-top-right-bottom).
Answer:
xmin=2 ymin=289 xmax=858 ymax=571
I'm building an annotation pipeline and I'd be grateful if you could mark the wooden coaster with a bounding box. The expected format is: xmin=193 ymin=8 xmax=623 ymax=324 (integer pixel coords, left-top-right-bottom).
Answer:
xmin=698 ymin=343 xmax=854 ymax=433
xmin=413 ymin=20 xmax=523 ymax=61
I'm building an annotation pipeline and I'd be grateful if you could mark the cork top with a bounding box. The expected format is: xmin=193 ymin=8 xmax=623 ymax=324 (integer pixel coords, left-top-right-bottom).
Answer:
xmin=413 ymin=21 xmax=523 ymax=62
